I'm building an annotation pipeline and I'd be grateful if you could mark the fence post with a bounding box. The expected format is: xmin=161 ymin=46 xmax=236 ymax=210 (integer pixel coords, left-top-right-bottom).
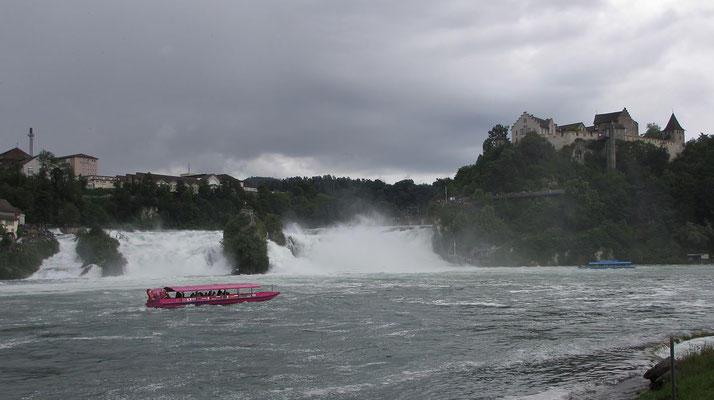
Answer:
xmin=670 ymin=336 xmax=676 ymax=400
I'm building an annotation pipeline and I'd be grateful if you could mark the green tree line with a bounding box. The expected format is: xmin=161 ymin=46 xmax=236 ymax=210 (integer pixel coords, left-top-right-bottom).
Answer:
xmin=430 ymin=130 xmax=714 ymax=265
xmin=0 ymin=152 xmax=438 ymax=230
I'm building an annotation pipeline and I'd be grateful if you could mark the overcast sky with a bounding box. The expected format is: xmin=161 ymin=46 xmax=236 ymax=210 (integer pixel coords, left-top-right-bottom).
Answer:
xmin=1 ymin=1 xmax=712 ymax=183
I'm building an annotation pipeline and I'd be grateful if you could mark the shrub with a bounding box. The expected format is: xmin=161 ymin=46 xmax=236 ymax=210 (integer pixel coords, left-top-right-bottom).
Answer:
xmin=222 ymin=211 xmax=269 ymax=274
xmin=0 ymin=236 xmax=60 ymax=279
xmin=75 ymin=226 xmax=126 ymax=276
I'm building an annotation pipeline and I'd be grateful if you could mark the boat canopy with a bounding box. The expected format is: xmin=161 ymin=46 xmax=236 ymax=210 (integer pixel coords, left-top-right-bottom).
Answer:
xmin=164 ymin=283 xmax=261 ymax=292
xmin=588 ymin=260 xmax=632 ymax=265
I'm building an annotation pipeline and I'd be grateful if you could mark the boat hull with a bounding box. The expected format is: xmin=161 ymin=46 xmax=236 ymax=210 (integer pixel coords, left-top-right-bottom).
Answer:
xmin=146 ymin=291 xmax=280 ymax=308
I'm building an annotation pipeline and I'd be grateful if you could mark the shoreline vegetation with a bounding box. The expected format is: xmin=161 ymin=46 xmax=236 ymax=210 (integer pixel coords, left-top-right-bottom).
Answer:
xmin=0 ymin=226 xmax=59 ymax=279
xmin=633 ymin=334 xmax=714 ymax=399
xmin=1 ymin=131 xmax=713 ymax=277
xmin=430 ymin=131 xmax=714 ymax=266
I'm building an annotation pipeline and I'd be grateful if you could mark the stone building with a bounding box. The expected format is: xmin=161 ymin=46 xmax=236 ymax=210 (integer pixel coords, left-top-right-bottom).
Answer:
xmin=0 ymin=149 xmax=100 ymax=177
xmin=592 ymin=108 xmax=639 ymax=138
xmin=510 ymin=108 xmax=685 ymax=160
xmin=57 ymin=153 xmax=98 ymax=177
xmin=86 ymin=175 xmax=118 ymax=189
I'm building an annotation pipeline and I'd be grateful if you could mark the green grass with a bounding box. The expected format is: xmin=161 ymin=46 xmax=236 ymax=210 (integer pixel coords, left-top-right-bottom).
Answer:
xmin=634 ymin=346 xmax=714 ymax=400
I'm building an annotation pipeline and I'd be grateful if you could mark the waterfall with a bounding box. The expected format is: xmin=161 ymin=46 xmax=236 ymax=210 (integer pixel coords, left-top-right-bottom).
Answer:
xmin=32 ymin=221 xmax=453 ymax=279
xmin=32 ymin=230 xmax=231 ymax=279
xmin=267 ymin=222 xmax=453 ymax=275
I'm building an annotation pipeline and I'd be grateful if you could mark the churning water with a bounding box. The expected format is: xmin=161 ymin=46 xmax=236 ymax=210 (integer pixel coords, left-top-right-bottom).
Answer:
xmin=2 ymin=224 xmax=713 ymax=399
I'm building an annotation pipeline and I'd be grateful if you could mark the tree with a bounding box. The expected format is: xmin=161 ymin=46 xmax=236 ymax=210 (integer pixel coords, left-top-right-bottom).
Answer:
xmin=37 ymin=150 xmax=57 ymax=176
xmin=666 ymin=134 xmax=714 ymax=225
xmin=482 ymin=124 xmax=511 ymax=153
xmin=75 ymin=226 xmax=126 ymax=276
xmin=264 ymin=213 xmax=286 ymax=246
xmin=57 ymin=203 xmax=81 ymax=225
xmin=643 ymin=123 xmax=663 ymax=139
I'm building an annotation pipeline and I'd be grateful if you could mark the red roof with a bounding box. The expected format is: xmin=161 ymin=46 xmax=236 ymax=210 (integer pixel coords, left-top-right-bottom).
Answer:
xmin=164 ymin=283 xmax=261 ymax=292
xmin=0 ymin=147 xmax=31 ymax=161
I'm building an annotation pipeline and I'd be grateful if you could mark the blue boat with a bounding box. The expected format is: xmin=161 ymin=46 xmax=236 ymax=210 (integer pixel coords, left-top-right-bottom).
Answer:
xmin=579 ymin=260 xmax=634 ymax=269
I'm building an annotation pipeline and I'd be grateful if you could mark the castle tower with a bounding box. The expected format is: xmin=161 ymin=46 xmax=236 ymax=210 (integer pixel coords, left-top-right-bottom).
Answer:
xmin=662 ymin=113 xmax=685 ymax=144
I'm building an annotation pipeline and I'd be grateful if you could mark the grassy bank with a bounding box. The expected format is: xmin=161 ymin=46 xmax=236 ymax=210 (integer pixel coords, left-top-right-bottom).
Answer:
xmin=634 ymin=346 xmax=714 ymax=399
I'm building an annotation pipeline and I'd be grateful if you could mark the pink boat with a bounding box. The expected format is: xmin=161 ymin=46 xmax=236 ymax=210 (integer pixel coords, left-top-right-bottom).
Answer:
xmin=145 ymin=283 xmax=280 ymax=308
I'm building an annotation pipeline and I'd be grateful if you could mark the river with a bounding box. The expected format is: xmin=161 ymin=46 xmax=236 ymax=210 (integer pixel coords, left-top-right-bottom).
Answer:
xmin=1 ymin=224 xmax=712 ymax=399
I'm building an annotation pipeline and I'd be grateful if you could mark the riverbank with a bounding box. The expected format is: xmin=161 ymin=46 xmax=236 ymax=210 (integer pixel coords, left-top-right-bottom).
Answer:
xmin=633 ymin=335 xmax=714 ymax=399
xmin=0 ymin=228 xmax=59 ymax=279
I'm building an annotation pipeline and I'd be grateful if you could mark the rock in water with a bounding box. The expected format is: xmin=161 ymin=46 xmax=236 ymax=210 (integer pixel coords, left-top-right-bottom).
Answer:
xmin=643 ymin=357 xmax=677 ymax=389
xmin=643 ymin=357 xmax=670 ymax=381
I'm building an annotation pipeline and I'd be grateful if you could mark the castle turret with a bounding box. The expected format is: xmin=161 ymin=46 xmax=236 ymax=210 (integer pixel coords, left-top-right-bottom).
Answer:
xmin=662 ymin=113 xmax=685 ymax=144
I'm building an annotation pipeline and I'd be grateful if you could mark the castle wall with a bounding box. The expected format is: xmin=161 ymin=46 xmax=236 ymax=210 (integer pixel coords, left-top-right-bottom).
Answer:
xmin=621 ymin=135 xmax=684 ymax=160
xmin=544 ymin=130 xmax=600 ymax=150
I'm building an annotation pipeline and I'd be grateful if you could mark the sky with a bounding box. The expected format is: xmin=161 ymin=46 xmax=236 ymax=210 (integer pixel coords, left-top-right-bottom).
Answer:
xmin=1 ymin=0 xmax=712 ymax=184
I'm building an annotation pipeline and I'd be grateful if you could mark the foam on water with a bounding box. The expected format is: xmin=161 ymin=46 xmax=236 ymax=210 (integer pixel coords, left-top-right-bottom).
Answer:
xmin=654 ymin=336 xmax=714 ymax=360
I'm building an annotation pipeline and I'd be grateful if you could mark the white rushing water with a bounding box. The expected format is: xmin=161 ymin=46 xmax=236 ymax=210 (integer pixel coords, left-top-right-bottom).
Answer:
xmin=32 ymin=230 xmax=231 ymax=279
xmin=31 ymin=221 xmax=454 ymax=279
xmin=270 ymin=222 xmax=455 ymax=275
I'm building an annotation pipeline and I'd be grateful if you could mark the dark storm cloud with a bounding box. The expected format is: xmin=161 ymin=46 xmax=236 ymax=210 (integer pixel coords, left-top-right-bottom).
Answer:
xmin=1 ymin=1 xmax=712 ymax=182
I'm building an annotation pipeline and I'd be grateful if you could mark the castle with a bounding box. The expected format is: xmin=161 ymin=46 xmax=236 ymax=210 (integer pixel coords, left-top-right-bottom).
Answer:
xmin=511 ymin=108 xmax=685 ymax=160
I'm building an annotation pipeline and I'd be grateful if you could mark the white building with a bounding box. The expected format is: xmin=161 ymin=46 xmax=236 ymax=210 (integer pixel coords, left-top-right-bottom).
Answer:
xmin=0 ymin=199 xmax=25 ymax=237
